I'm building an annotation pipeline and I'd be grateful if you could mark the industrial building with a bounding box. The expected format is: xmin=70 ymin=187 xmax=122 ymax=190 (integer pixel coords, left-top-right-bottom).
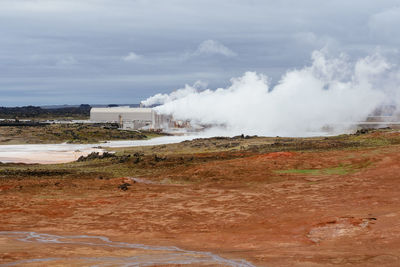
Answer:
xmin=90 ymin=107 xmax=172 ymax=130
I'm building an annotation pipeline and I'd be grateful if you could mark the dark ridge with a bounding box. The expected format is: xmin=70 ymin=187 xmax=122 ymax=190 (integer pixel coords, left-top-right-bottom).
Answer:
xmin=0 ymin=104 xmax=91 ymax=119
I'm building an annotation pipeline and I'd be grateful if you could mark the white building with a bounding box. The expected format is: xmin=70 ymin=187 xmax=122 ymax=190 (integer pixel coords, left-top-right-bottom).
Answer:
xmin=90 ymin=107 xmax=171 ymax=130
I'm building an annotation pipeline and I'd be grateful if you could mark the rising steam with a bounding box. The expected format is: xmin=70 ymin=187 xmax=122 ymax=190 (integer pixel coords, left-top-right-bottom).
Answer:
xmin=142 ymin=50 xmax=400 ymax=137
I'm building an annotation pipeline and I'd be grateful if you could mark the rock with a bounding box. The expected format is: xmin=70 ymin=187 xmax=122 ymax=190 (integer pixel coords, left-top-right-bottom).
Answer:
xmin=118 ymin=183 xmax=131 ymax=191
xmin=154 ymin=154 xmax=166 ymax=162
xmin=77 ymin=152 xmax=116 ymax=162
xmin=355 ymin=129 xmax=369 ymax=135
xmin=117 ymin=155 xmax=131 ymax=163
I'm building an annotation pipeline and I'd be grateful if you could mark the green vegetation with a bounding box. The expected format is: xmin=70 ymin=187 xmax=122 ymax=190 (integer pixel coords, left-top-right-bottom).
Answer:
xmin=275 ymin=160 xmax=374 ymax=176
xmin=275 ymin=166 xmax=350 ymax=176
xmin=0 ymin=124 xmax=164 ymax=144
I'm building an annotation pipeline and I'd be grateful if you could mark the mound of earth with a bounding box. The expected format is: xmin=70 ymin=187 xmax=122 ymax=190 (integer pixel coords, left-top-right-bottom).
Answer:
xmin=1 ymin=130 xmax=400 ymax=266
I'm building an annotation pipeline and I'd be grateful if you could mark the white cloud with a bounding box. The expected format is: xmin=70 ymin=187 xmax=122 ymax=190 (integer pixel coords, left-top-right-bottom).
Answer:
xmin=294 ymin=32 xmax=335 ymax=47
xmin=57 ymin=56 xmax=77 ymax=66
xmin=193 ymin=40 xmax=237 ymax=57
xmin=123 ymin=52 xmax=141 ymax=62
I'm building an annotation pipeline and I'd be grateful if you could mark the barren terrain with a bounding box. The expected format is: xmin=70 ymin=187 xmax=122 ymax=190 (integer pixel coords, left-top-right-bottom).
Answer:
xmin=0 ymin=124 xmax=162 ymax=145
xmin=1 ymin=129 xmax=400 ymax=266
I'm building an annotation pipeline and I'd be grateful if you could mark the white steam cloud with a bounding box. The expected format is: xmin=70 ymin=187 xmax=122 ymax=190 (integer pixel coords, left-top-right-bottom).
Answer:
xmin=141 ymin=81 xmax=207 ymax=106
xmin=142 ymin=50 xmax=400 ymax=137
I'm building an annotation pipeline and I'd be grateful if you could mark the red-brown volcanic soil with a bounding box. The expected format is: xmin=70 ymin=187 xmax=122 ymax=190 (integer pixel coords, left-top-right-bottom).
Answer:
xmin=1 ymin=144 xmax=400 ymax=266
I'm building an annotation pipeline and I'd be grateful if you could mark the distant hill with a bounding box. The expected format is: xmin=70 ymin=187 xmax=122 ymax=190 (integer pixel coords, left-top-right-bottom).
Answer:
xmin=0 ymin=104 xmax=146 ymax=120
xmin=0 ymin=105 xmax=91 ymax=120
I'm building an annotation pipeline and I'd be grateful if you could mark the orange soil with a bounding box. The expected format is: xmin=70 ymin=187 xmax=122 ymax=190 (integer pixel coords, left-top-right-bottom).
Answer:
xmin=1 ymin=146 xmax=400 ymax=266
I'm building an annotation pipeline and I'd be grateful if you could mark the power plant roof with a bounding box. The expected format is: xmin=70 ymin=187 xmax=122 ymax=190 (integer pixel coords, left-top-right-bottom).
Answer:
xmin=90 ymin=107 xmax=153 ymax=113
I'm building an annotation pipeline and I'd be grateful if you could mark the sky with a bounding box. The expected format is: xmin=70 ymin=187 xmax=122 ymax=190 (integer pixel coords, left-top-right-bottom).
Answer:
xmin=1 ymin=0 xmax=400 ymax=106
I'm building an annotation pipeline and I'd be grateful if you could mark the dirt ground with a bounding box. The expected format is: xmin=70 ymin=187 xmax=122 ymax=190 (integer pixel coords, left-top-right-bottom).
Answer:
xmin=1 ymin=130 xmax=400 ymax=266
xmin=0 ymin=124 xmax=162 ymax=145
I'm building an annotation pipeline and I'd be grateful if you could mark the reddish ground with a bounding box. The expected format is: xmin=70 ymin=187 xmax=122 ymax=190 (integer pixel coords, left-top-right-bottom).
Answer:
xmin=1 ymin=144 xmax=400 ymax=266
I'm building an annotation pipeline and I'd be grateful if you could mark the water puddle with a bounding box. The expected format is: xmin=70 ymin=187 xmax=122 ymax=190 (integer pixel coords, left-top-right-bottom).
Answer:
xmin=0 ymin=231 xmax=255 ymax=266
xmin=0 ymin=135 xmax=200 ymax=164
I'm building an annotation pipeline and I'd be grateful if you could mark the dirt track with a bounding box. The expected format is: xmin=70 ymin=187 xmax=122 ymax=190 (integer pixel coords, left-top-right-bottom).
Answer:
xmin=1 ymin=134 xmax=400 ymax=266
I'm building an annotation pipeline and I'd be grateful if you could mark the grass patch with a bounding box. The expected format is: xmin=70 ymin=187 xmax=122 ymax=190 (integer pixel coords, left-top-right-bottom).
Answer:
xmin=0 ymin=124 xmax=165 ymax=145
xmin=275 ymin=165 xmax=352 ymax=176
xmin=276 ymin=169 xmax=322 ymax=175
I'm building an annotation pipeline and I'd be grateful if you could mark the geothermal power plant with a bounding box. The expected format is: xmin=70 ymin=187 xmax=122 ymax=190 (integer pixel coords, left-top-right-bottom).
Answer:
xmin=90 ymin=107 xmax=177 ymax=130
xmin=90 ymin=105 xmax=400 ymax=133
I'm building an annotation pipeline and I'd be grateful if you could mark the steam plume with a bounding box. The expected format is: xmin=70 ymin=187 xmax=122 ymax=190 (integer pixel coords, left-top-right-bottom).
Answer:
xmin=142 ymin=50 xmax=400 ymax=137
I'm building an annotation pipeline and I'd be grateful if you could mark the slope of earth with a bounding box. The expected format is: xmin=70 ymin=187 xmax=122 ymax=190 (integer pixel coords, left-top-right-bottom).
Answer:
xmin=0 ymin=124 xmax=163 ymax=144
xmin=1 ymin=129 xmax=400 ymax=266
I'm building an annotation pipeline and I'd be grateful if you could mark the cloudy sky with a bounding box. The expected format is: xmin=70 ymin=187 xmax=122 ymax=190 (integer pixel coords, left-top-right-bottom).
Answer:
xmin=1 ymin=0 xmax=399 ymax=106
